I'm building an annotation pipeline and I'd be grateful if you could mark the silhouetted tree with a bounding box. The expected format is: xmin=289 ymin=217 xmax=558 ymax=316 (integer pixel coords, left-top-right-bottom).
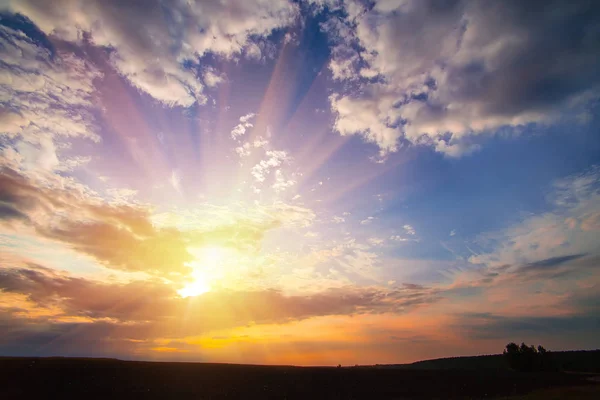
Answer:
xmin=503 ymin=342 xmax=555 ymax=371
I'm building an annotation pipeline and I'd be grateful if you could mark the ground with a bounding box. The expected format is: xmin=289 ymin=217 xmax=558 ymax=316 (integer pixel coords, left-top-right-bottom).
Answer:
xmin=0 ymin=358 xmax=598 ymax=399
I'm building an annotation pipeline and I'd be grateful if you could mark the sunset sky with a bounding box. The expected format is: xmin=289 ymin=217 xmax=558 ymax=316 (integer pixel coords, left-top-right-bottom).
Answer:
xmin=1 ymin=0 xmax=599 ymax=366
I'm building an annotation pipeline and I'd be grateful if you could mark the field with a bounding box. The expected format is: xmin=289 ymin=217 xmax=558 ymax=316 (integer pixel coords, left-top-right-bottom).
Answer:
xmin=1 ymin=357 xmax=599 ymax=399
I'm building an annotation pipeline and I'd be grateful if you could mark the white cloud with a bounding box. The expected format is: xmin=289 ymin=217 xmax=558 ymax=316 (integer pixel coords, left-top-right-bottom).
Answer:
xmin=231 ymin=113 xmax=256 ymax=140
xmin=55 ymin=156 xmax=92 ymax=173
xmin=368 ymin=237 xmax=385 ymax=247
xmin=360 ymin=216 xmax=374 ymax=225
xmin=253 ymin=137 xmax=269 ymax=148
xmin=251 ymin=150 xmax=290 ymax=182
xmin=450 ymin=230 xmax=457 ymax=237
xmin=403 ymin=224 xmax=416 ymax=236
xmin=235 ymin=136 xmax=269 ymax=157
xmin=332 ymin=216 xmax=345 ymax=223
xmin=283 ymin=32 xmax=299 ymax=45
xmin=244 ymin=42 xmax=263 ymax=60
xmin=3 ymin=0 xmax=299 ymax=107
xmin=272 ymin=169 xmax=296 ymax=193
xmin=15 ymin=136 xmax=59 ymax=171
xmin=268 ymin=201 xmax=316 ymax=228
xmin=330 ymin=93 xmax=401 ymax=154
xmin=470 ymin=166 xmax=600 ymax=270
xmin=325 ymin=0 xmax=600 ymax=157
xmin=106 ymin=188 xmax=138 ymax=203
xmin=235 ymin=143 xmax=252 ymax=157
xmin=170 ymin=169 xmax=182 ymax=193
xmin=203 ymin=68 xmax=224 ymax=88
xmin=0 ymin=25 xmax=101 ymax=173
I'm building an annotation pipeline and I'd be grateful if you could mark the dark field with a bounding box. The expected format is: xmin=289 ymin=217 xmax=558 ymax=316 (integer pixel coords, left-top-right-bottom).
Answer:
xmin=1 ymin=357 xmax=599 ymax=399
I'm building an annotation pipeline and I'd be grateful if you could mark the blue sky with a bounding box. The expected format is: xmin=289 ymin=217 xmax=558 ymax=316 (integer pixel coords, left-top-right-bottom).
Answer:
xmin=1 ymin=0 xmax=599 ymax=365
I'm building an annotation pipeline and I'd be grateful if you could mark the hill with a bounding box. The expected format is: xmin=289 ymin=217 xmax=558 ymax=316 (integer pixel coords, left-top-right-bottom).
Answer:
xmin=385 ymin=350 xmax=600 ymax=372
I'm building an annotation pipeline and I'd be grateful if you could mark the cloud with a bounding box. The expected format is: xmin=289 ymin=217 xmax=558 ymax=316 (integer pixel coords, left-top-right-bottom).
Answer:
xmin=326 ymin=0 xmax=600 ymax=156
xmin=2 ymin=0 xmax=299 ymax=107
xmin=0 ymin=264 xmax=176 ymax=322
xmin=403 ymin=224 xmax=416 ymax=236
xmin=307 ymin=238 xmax=386 ymax=284
xmin=470 ymin=166 xmax=600 ymax=270
xmin=387 ymin=225 xmax=418 ymax=243
xmin=0 ymin=262 xmax=441 ymax=354
xmin=0 ymin=168 xmax=194 ymax=275
xmin=106 ymin=187 xmax=138 ymax=203
xmin=454 ymin=312 xmax=600 ymax=341
xmin=0 ymin=24 xmax=101 ymax=173
xmin=272 ymin=169 xmax=296 ymax=193
xmin=0 ymin=168 xmax=298 ymax=276
xmin=523 ymin=254 xmax=588 ymax=270
xmin=390 ymin=235 xmax=410 ymax=242
xmin=231 ymin=113 xmax=256 ymax=140
xmin=329 ymin=93 xmax=402 ymax=154
xmin=332 ymin=216 xmax=345 ymax=223
xmin=151 ymin=201 xmax=315 ymax=233
xmin=435 ymin=169 xmax=600 ymax=342
xmin=267 ymin=201 xmax=315 ymax=228
xmin=251 ymin=150 xmax=290 ymax=182
xmin=368 ymin=237 xmax=385 ymax=247
xmin=203 ymin=68 xmax=224 ymax=88
xmin=231 ymin=116 xmax=297 ymax=192
xmin=360 ymin=216 xmax=374 ymax=225
xmin=170 ymin=169 xmax=183 ymax=194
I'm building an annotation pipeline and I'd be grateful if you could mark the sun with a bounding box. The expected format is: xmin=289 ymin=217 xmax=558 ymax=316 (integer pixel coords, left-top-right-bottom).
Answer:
xmin=178 ymin=269 xmax=211 ymax=298
xmin=178 ymin=246 xmax=234 ymax=298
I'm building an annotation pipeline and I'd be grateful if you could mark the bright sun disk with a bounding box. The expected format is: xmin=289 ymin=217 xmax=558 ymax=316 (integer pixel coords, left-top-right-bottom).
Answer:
xmin=178 ymin=246 xmax=234 ymax=298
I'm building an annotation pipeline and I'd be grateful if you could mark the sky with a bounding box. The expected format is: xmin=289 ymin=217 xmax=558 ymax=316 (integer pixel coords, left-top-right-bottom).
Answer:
xmin=0 ymin=0 xmax=599 ymax=366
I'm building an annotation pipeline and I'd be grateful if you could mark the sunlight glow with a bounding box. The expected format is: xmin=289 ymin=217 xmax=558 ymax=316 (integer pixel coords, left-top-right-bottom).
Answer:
xmin=178 ymin=272 xmax=211 ymax=298
xmin=178 ymin=246 xmax=236 ymax=297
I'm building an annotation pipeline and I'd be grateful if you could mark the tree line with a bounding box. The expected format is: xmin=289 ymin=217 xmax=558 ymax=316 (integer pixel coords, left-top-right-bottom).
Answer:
xmin=503 ymin=342 xmax=556 ymax=372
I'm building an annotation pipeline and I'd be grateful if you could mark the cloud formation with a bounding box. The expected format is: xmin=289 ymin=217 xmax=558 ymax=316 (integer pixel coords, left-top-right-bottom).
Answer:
xmin=0 ymin=24 xmax=101 ymax=172
xmin=0 ymin=261 xmax=441 ymax=354
xmin=0 ymin=168 xmax=194 ymax=275
xmin=2 ymin=0 xmax=299 ymax=106
xmin=470 ymin=166 xmax=600 ymax=270
xmin=326 ymin=0 xmax=600 ymax=156
xmin=0 ymin=167 xmax=307 ymax=276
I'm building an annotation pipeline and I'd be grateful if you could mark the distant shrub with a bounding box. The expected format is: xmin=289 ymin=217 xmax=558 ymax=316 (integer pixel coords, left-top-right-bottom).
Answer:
xmin=503 ymin=342 xmax=556 ymax=372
